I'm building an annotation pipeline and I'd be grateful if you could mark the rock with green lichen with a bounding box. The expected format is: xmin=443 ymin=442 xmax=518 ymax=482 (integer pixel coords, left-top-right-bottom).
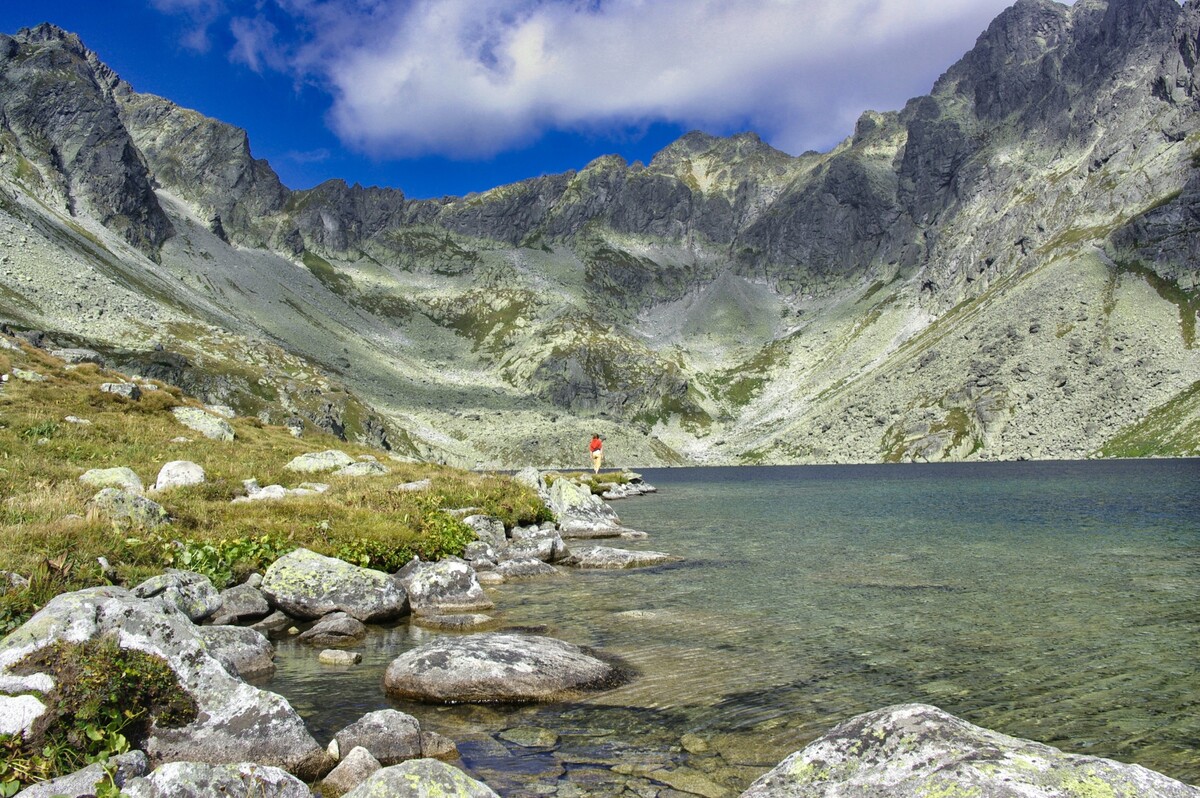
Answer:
xmin=171 ymin=406 xmax=234 ymax=442
xmin=284 ymin=449 xmax=356 ymax=473
xmin=397 ymin=557 xmax=493 ymax=616
xmin=79 ymin=466 xmax=144 ymax=494
xmin=87 ymin=487 xmax=170 ymax=529
xmin=123 ymin=761 xmax=313 ymax=798
xmin=740 ymin=703 xmax=1200 ymax=797
xmin=133 ymin=569 xmax=223 ymax=622
xmin=260 ymin=548 xmax=409 ymax=622
xmin=341 ymin=758 xmax=500 ymax=798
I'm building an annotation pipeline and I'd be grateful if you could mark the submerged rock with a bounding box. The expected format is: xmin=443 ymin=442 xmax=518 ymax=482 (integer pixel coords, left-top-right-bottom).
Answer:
xmin=383 ymin=632 xmax=620 ymax=704
xmin=559 ymin=546 xmax=681 ymax=570
xmin=741 ymin=703 xmax=1200 ymax=798
xmin=299 ymin=611 xmax=368 ymax=647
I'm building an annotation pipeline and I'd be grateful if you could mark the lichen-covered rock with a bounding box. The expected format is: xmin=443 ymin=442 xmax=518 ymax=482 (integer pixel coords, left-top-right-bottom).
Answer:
xmin=502 ymin=527 xmax=566 ymax=562
xmin=322 ymin=746 xmax=382 ymax=798
xmin=50 ymin=347 xmax=103 ymax=365
xmin=87 ymin=487 xmax=169 ymax=529
xmin=261 ymin=548 xmax=409 ymax=622
xmin=100 ymin=381 xmax=139 ymax=399
xmin=548 ymin=478 xmax=634 ymax=538
xmin=559 ymin=546 xmax=682 ymax=570
xmin=171 ymin=406 xmax=234 ymax=441
xmin=153 ymin=460 xmax=205 ymax=491
xmin=79 ymin=466 xmax=144 ymax=493
xmin=462 ymin=515 xmax=506 ymax=548
xmin=740 ymin=703 xmax=1200 ymax=798
xmin=284 ymin=449 xmax=356 ymax=473
xmin=298 ymin=611 xmax=367 ymax=647
xmin=133 ymin=569 xmax=223 ymax=623
xmin=334 ymin=461 xmax=389 ymax=477
xmin=383 ymin=633 xmax=620 ymax=704
xmin=196 ymin=625 xmax=275 ymax=679
xmin=17 ymin=750 xmax=147 ymax=798
xmin=341 ymin=758 xmax=500 ymax=798
xmin=493 ymin=558 xmax=559 ymax=579
xmin=397 ymin=558 xmax=493 ymax=616
xmin=208 ymin=583 xmax=270 ymax=626
xmin=333 ymin=710 xmax=423 ymax=766
xmin=0 ymin=588 xmax=327 ymax=778
xmin=123 ymin=761 xmax=314 ymax=798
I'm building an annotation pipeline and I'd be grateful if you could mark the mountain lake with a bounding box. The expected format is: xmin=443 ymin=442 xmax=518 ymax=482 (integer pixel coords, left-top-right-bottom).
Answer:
xmin=261 ymin=459 xmax=1200 ymax=795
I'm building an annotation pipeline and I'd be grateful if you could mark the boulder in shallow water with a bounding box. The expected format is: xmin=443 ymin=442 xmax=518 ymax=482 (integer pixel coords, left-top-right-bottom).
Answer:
xmin=342 ymin=758 xmax=500 ymax=798
xmin=333 ymin=709 xmax=423 ymax=766
xmin=559 ymin=546 xmax=681 ymax=570
xmin=548 ymin=478 xmax=627 ymax=537
xmin=261 ymin=548 xmax=409 ymax=622
xmin=299 ymin=611 xmax=368 ymax=647
xmin=196 ymin=625 xmax=275 ymax=679
xmin=398 ymin=558 xmax=493 ymax=616
xmin=740 ymin=703 xmax=1200 ymax=798
xmin=383 ymin=632 xmax=620 ymax=704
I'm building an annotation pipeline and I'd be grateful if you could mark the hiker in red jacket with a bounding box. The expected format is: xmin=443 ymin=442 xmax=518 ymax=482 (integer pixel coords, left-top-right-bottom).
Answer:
xmin=589 ymin=434 xmax=604 ymax=474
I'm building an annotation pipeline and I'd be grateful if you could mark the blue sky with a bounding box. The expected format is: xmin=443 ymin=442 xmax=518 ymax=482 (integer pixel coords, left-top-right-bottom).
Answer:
xmin=0 ymin=0 xmax=1022 ymax=199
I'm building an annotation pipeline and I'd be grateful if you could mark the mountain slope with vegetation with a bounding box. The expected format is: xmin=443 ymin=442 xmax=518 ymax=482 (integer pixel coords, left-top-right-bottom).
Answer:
xmin=0 ymin=0 xmax=1198 ymax=467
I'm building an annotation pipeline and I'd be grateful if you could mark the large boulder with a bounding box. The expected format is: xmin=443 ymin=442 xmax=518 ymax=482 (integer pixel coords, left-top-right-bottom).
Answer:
xmin=171 ymin=406 xmax=235 ymax=442
xmin=502 ymin=527 xmax=566 ymax=562
xmin=133 ymin=570 xmax=223 ymax=623
xmin=285 ymin=450 xmax=356 ymax=473
xmin=16 ymin=750 xmax=147 ymax=798
xmin=322 ymin=746 xmax=382 ymax=798
xmin=79 ymin=466 xmax=143 ymax=494
xmin=342 ymin=759 xmax=500 ymax=798
xmin=397 ymin=558 xmax=493 ymax=616
xmin=559 ymin=546 xmax=682 ymax=570
xmin=153 ymin=460 xmax=206 ymax=491
xmin=208 ymin=583 xmax=270 ymax=626
xmin=383 ymin=633 xmax=620 ymax=704
xmin=123 ymin=761 xmax=313 ymax=798
xmin=547 ymin=478 xmax=632 ymax=538
xmin=0 ymin=587 xmax=328 ymax=778
xmin=298 ymin=611 xmax=368 ymax=647
xmin=740 ymin=703 xmax=1200 ymax=798
xmin=261 ymin=548 xmax=409 ymax=622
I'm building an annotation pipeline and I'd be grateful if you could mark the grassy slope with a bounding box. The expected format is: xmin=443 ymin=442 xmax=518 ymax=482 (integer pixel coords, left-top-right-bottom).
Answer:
xmin=0 ymin=337 xmax=550 ymax=635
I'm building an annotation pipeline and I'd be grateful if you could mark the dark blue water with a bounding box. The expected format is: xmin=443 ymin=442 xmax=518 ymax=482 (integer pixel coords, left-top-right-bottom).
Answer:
xmin=268 ymin=459 xmax=1200 ymax=794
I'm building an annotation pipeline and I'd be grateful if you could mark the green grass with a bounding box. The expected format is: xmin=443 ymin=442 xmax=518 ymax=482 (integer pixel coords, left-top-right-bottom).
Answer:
xmin=302 ymin=251 xmax=354 ymax=296
xmin=0 ymin=340 xmax=548 ymax=632
xmin=1098 ymin=380 xmax=1200 ymax=458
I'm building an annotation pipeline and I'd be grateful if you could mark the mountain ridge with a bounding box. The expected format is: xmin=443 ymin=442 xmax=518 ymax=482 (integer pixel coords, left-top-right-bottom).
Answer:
xmin=1 ymin=1 xmax=1198 ymax=467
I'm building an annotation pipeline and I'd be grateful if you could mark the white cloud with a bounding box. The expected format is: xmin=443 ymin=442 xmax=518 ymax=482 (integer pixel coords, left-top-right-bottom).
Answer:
xmin=224 ymin=0 xmax=1025 ymax=158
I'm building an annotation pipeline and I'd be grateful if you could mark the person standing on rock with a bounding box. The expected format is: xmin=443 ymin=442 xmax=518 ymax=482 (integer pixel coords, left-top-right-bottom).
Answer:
xmin=589 ymin=434 xmax=604 ymax=474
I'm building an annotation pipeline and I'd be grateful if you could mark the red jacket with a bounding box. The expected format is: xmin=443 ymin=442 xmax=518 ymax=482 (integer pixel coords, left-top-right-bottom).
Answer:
xmin=589 ymin=438 xmax=603 ymax=452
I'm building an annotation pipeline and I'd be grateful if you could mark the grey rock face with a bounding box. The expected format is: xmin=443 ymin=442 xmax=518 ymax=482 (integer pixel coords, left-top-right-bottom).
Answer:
xmin=333 ymin=709 xmax=423 ymax=766
xmin=123 ymin=761 xmax=314 ymax=798
xmin=133 ymin=569 xmax=223 ymax=623
xmin=298 ymin=611 xmax=368 ymax=647
xmin=397 ymin=558 xmax=493 ymax=616
xmin=383 ymin=632 xmax=620 ymax=704
xmin=50 ymin=347 xmax=104 ymax=365
xmin=0 ymin=587 xmax=327 ymax=778
xmin=740 ymin=703 xmax=1200 ymax=798
xmin=196 ymin=625 xmax=275 ymax=679
xmin=342 ymin=759 xmax=500 ymax=798
xmin=261 ymin=548 xmax=409 ymax=622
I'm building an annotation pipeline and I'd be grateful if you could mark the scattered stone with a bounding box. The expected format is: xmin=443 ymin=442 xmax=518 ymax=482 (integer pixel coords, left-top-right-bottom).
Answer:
xmin=209 ymin=583 xmax=271 ymax=626
xmin=394 ymin=478 xmax=432 ymax=492
xmin=285 ymin=449 xmax=356 ymax=473
xmin=87 ymin=488 xmax=169 ymax=529
xmin=49 ymin=347 xmax=103 ymax=365
xmin=475 ymin=571 xmax=505 ymax=586
xmin=171 ymin=406 xmax=235 ymax=441
xmin=333 ymin=709 xmax=423 ymax=766
xmin=123 ymin=761 xmax=314 ymax=798
xmin=153 ymin=460 xmax=205 ymax=491
xmin=79 ymin=466 xmax=143 ymax=494
xmin=261 ymin=548 xmax=409 ymax=622
xmin=250 ymin=610 xmax=294 ymax=634
xmin=319 ymin=649 xmax=363 ymax=666
xmin=299 ymin=611 xmax=368 ymax=647
xmin=13 ymin=367 xmax=46 ymax=382
xmin=170 ymin=436 xmax=192 ymax=443
xmin=500 ymin=725 xmax=560 ymax=748
xmin=1 ymin=570 xmax=29 ymax=589
xmin=463 ymin=515 xmax=506 ymax=548
xmin=321 ymin=746 xmax=381 ymax=798
xmin=383 ymin=633 xmax=621 ymax=704
xmin=0 ymin=693 xmax=46 ymax=737
xmin=493 ymin=558 xmax=559 ymax=580
xmin=503 ymin=528 xmax=566 ymax=562
xmin=100 ymin=381 xmax=140 ymax=399
xmin=398 ymin=558 xmax=493 ymax=616
xmin=411 ymin=613 xmax=495 ymax=631
xmin=741 ymin=703 xmax=1200 ymax=798
xmin=334 ymin=460 xmax=389 ymax=477
xmin=341 ymin=759 xmax=500 ymax=798
xmin=559 ymin=546 xmax=682 ymax=570
xmin=63 ymin=415 xmax=91 ymax=425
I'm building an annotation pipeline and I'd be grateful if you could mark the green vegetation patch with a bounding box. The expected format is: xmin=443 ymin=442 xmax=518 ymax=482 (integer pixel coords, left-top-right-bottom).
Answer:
xmin=1113 ymin=259 xmax=1199 ymax=349
xmin=1098 ymin=380 xmax=1200 ymax=458
xmin=302 ymin=251 xmax=355 ymax=296
xmin=2 ymin=636 xmax=196 ymax=793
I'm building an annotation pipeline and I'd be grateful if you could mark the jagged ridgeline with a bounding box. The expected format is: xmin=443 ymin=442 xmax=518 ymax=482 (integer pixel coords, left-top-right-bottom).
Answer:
xmin=1 ymin=0 xmax=1199 ymax=468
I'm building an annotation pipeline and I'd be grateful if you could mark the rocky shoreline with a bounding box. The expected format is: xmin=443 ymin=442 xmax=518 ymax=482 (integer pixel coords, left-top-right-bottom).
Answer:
xmin=2 ymin=467 xmax=1198 ymax=797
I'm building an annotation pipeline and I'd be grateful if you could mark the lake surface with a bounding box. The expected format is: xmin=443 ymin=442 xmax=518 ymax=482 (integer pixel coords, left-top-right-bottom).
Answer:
xmin=265 ymin=459 xmax=1200 ymax=795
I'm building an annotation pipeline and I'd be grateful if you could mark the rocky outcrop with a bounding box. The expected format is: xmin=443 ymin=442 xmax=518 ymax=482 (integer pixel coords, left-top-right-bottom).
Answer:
xmin=741 ymin=703 xmax=1200 ymax=798
xmin=382 ymin=633 xmax=621 ymax=703
xmin=342 ymin=759 xmax=500 ymax=798
xmin=547 ymin=478 xmax=632 ymax=537
xmin=260 ymin=548 xmax=409 ymax=622
xmin=171 ymin=406 xmax=235 ymax=441
xmin=0 ymin=587 xmax=327 ymax=777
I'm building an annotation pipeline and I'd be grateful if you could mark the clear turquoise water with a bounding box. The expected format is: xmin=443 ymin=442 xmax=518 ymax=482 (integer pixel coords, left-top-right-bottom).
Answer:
xmin=265 ymin=459 xmax=1200 ymax=795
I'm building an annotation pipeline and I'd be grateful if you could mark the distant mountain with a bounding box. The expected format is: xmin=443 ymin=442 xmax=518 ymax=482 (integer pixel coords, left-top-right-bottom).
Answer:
xmin=1 ymin=0 xmax=1198 ymax=468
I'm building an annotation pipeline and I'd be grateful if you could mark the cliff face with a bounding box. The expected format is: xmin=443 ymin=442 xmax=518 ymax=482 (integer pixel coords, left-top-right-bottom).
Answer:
xmin=0 ymin=0 xmax=1198 ymax=468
